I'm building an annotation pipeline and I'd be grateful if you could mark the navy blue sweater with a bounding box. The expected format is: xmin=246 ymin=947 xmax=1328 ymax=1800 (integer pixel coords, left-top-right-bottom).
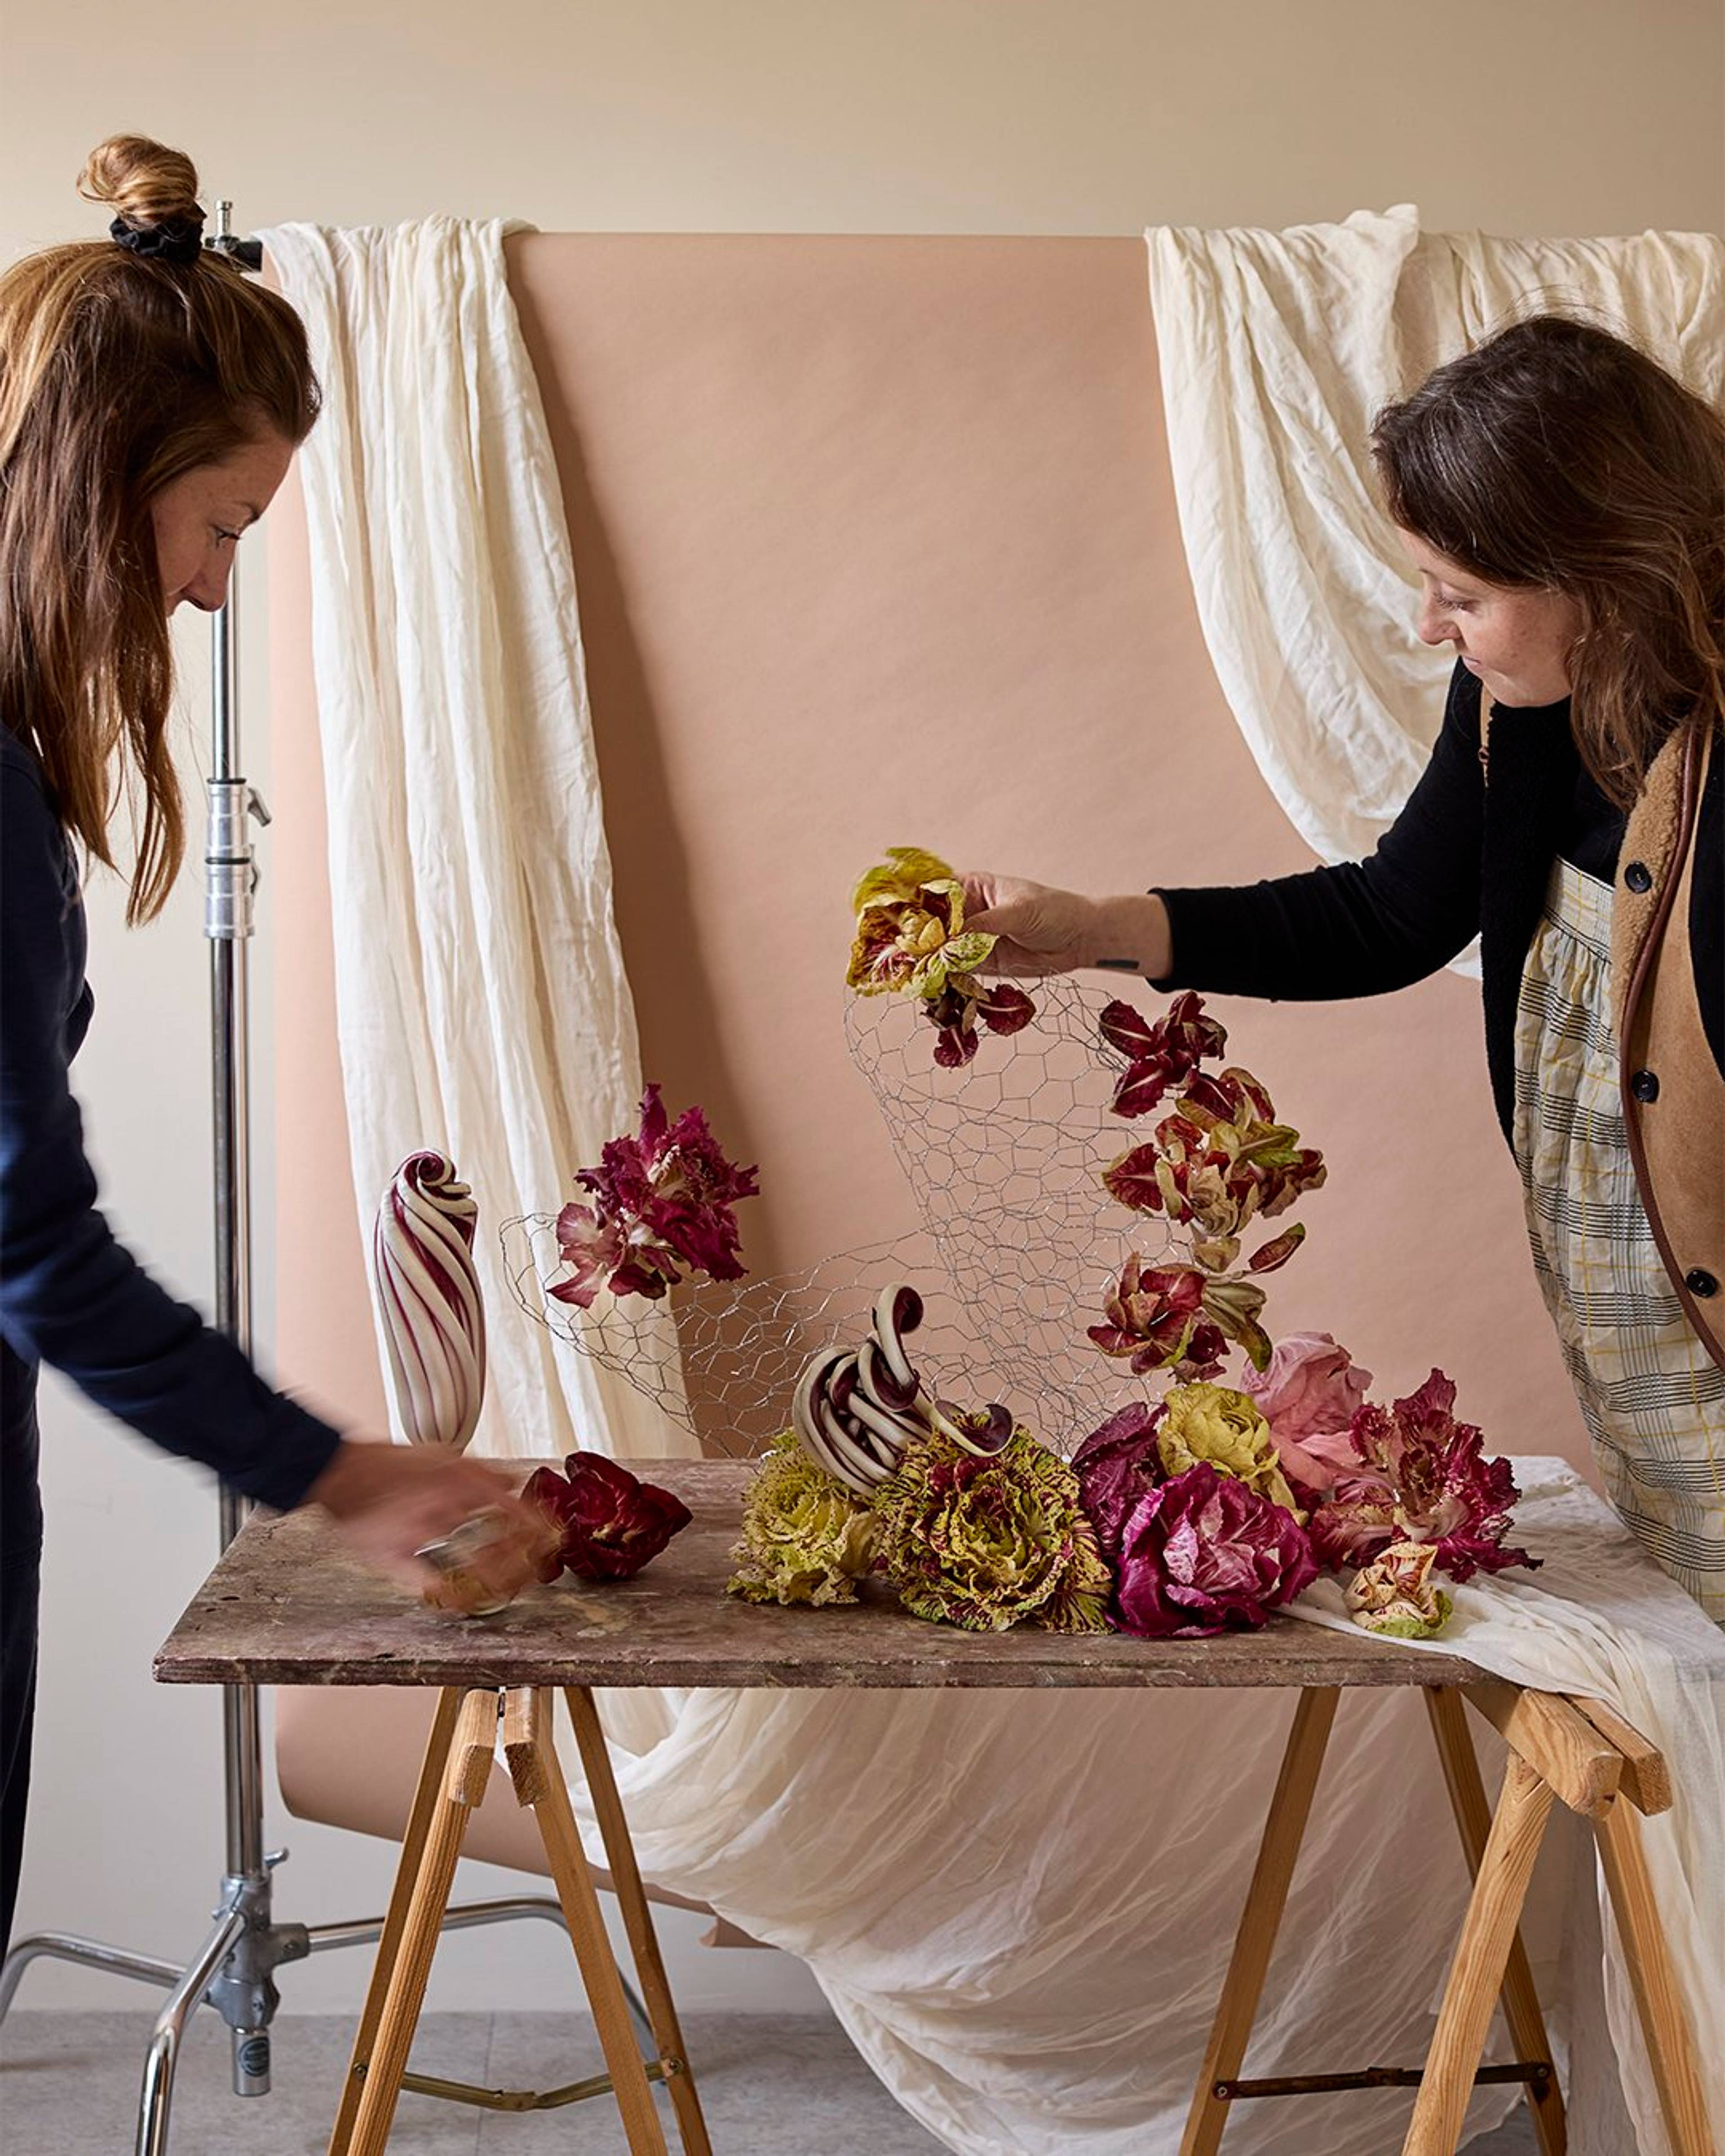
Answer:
xmin=1 ymin=729 xmax=341 ymax=1514
xmin=1161 ymin=661 xmax=1724 ymax=1134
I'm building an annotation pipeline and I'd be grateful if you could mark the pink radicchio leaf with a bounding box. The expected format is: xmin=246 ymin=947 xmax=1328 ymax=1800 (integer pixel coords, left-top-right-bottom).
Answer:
xmin=1254 ymin=1145 xmax=1328 ymax=1220
xmin=1111 ymin=1462 xmax=1317 ymax=1639
xmin=1086 ymin=1260 xmax=1230 ymax=1382
xmin=1098 ymin=998 xmax=1161 ymax=1062
xmin=558 ymin=1088 xmax=757 ymax=1304
xmin=549 ymin=1203 xmax=628 ymax=1308
xmin=1310 ymin=1370 xmax=1538 ymax=1583
xmin=1100 ymin=992 xmax=1229 ymax=1120
xmin=1196 ymin=1272 xmax=1274 ymax=1371
xmin=1110 ymin=1061 xmax=1177 ymax=1118
xmin=1243 ymin=1332 xmax=1375 ymax=1500
xmin=521 ymin=1464 xmax=575 ymax=1582
xmin=1098 ymin=991 xmax=1227 ymax=1071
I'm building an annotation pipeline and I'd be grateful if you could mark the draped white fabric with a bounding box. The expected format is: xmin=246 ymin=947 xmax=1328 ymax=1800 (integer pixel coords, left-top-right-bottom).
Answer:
xmin=261 ymin=219 xmax=684 ymax=1463
xmin=1144 ymin=207 xmax=1725 ymax=878
xmin=270 ymin=220 xmax=1722 ymax=2153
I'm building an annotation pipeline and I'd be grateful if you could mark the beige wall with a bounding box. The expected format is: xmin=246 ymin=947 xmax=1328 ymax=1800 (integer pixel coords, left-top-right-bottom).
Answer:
xmin=6 ymin=0 xmax=1725 ymax=252
xmin=5 ymin=0 xmax=1721 ymax=2026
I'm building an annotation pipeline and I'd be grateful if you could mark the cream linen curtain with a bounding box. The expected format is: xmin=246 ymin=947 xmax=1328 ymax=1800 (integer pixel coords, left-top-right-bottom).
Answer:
xmin=261 ymin=219 xmax=682 ymax=1463
xmin=265 ymin=220 xmax=1723 ymax=2152
xmin=1144 ymin=207 xmax=1725 ymax=879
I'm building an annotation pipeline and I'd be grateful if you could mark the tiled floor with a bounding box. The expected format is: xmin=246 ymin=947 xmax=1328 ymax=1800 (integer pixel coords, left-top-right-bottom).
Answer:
xmin=0 ymin=2009 xmax=1540 ymax=2154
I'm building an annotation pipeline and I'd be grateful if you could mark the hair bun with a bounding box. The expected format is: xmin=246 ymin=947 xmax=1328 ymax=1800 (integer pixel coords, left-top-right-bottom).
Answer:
xmin=78 ymin=135 xmax=202 ymax=233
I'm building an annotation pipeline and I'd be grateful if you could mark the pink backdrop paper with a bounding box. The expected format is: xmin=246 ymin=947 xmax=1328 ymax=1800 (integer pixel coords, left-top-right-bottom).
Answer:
xmin=268 ymin=233 xmax=1589 ymax=1473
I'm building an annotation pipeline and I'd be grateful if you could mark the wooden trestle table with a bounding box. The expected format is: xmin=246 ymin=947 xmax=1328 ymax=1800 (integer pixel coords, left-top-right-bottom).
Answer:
xmin=155 ymin=1460 xmax=1710 ymax=2156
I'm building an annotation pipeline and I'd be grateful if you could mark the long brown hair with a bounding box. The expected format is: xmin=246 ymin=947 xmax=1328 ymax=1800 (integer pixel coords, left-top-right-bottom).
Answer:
xmin=0 ymin=135 xmax=319 ymax=923
xmin=1373 ymin=314 xmax=1725 ymax=808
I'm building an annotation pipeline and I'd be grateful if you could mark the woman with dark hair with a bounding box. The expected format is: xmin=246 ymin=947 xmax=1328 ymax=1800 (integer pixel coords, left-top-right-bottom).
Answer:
xmin=966 ymin=314 xmax=1724 ymax=1617
xmin=0 ymin=136 xmax=550 ymax=1952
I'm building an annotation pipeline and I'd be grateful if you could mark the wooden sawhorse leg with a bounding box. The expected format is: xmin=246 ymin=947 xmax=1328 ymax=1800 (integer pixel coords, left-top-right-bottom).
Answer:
xmin=1424 ymin=1688 xmax=1565 ymax=2154
xmin=1409 ymin=1686 xmax=1711 ymax=2156
xmin=1576 ymin=1697 xmax=1713 ymax=2156
xmin=566 ymin=1687 xmax=713 ymax=2156
xmin=326 ymin=1688 xmax=464 ymax=2154
xmin=1179 ymin=1686 xmax=1340 ymax=2156
xmin=328 ymin=1685 xmax=710 ymax=2156
xmin=1181 ymin=1683 xmax=1573 ymax=2156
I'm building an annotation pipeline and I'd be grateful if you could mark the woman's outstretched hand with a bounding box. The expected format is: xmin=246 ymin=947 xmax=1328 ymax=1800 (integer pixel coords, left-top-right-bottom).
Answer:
xmin=307 ymin=1440 xmax=559 ymax=1615
xmin=961 ymin=874 xmax=1172 ymax=981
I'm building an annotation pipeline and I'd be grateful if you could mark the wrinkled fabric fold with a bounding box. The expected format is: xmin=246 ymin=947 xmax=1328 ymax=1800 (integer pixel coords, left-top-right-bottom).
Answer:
xmin=261 ymin=219 xmax=684 ymax=1460
xmin=1144 ymin=208 xmax=1725 ymax=919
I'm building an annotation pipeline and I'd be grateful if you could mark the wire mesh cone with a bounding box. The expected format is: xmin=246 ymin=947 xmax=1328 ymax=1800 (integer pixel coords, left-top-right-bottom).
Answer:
xmin=504 ymin=976 xmax=1185 ymax=1458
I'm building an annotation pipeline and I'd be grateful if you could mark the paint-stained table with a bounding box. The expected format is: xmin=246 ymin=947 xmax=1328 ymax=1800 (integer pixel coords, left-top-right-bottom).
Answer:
xmin=155 ymin=1460 xmax=1710 ymax=2156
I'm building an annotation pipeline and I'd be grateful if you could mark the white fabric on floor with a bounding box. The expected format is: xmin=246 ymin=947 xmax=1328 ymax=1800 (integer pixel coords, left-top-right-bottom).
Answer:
xmin=1144 ymin=208 xmax=1725 ymax=894
xmin=261 ymin=219 xmax=684 ymax=1462
xmin=273 ymin=219 xmax=1717 ymax=2153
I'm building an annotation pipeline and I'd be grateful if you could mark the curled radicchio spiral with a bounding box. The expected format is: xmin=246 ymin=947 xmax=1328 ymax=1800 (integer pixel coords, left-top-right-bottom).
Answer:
xmin=790 ymin=1281 xmax=1011 ymax=1495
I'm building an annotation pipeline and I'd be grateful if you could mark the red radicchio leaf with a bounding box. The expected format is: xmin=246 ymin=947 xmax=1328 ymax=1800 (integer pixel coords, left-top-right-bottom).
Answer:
xmin=1308 ymin=1371 xmax=1538 ymax=1583
xmin=973 ymin=981 xmax=1036 ymax=1035
xmin=1101 ymin=1144 xmax=1168 ymax=1214
xmin=1098 ymin=998 xmax=1161 ymax=1061
xmin=1110 ymin=1462 xmax=1317 ymax=1638
xmin=521 ymin=1464 xmax=576 ymax=1582
xmin=1247 ymin=1224 xmax=1307 ymax=1273
xmin=551 ymin=1449 xmax=693 ymax=1582
xmin=1110 ymin=1063 xmax=1177 ymax=1118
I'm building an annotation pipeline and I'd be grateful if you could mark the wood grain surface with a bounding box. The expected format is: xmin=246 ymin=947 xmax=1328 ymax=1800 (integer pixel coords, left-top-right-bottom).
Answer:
xmin=155 ymin=1460 xmax=1490 ymax=1692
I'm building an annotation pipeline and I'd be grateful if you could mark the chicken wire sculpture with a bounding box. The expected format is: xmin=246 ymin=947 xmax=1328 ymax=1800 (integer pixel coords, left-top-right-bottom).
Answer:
xmin=504 ymin=977 xmax=1195 ymax=1460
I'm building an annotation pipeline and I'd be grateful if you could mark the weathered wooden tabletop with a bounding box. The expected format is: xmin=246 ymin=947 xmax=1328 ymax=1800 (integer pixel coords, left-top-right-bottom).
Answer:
xmin=155 ymin=1458 xmax=1490 ymax=1692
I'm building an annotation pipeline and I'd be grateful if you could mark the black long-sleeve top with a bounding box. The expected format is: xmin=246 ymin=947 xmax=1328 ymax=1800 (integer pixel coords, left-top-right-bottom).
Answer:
xmin=1 ymin=727 xmax=342 ymax=1514
xmin=1160 ymin=660 xmax=1724 ymax=1135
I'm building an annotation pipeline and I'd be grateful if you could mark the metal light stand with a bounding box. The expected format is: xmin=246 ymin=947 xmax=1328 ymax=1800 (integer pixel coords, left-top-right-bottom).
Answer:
xmin=0 ymin=201 xmax=645 ymax=2156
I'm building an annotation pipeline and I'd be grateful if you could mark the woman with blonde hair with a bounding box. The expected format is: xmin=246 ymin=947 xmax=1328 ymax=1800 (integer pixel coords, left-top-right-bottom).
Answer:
xmin=0 ymin=136 xmax=548 ymax=1950
xmin=967 ymin=314 xmax=1724 ymax=1617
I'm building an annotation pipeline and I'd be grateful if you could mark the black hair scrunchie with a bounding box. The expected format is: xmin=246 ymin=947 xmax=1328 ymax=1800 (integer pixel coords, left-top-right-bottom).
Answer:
xmin=110 ymin=214 xmax=205 ymax=267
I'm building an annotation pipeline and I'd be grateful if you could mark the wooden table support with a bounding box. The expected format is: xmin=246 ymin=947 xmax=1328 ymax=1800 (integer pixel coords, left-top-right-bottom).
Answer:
xmin=327 ymin=1685 xmax=710 ymax=2156
xmin=155 ymin=1464 xmax=1717 ymax=2156
xmin=1182 ymin=1680 xmax=1712 ymax=2156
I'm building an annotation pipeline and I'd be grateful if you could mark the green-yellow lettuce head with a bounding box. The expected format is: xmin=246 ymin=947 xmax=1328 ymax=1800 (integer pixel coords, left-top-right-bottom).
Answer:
xmin=1157 ymin=1382 xmax=1303 ymax=1519
xmin=727 ymin=1436 xmax=879 ymax=1608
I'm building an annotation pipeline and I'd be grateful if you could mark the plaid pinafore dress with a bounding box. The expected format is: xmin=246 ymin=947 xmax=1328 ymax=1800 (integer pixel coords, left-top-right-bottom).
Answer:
xmin=1513 ymin=838 xmax=1725 ymax=1621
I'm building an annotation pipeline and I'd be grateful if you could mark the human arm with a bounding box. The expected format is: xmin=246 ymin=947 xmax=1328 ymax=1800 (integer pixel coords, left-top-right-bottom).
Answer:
xmin=965 ymin=662 xmax=1486 ymax=996
xmin=0 ymin=739 xmax=548 ymax=1602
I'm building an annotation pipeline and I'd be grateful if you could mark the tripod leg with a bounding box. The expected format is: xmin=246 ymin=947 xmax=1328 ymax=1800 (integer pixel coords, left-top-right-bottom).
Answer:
xmin=133 ymin=1904 xmax=248 ymax=2156
xmin=565 ymin=1687 xmax=713 ymax=2156
xmin=0 ymin=1934 xmax=181 ymax=2022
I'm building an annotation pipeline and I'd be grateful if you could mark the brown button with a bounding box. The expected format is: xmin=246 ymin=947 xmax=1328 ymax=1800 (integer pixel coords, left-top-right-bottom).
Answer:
xmin=1630 ymin=1069 xmax=1660 ymax=1103
xmin=1623 ymin=860 xmax=1653 ymax=893
xmin=1685 ymin=1269 xmax=1719 ymax=1299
